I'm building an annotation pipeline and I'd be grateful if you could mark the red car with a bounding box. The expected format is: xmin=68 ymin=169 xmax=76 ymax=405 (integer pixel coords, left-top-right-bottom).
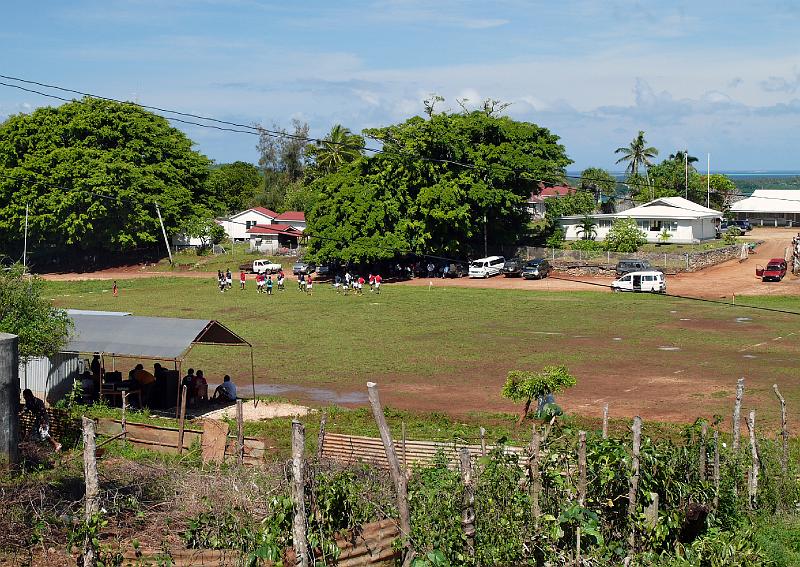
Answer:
xmin=756 ymin=258 xmax=787 ymax=282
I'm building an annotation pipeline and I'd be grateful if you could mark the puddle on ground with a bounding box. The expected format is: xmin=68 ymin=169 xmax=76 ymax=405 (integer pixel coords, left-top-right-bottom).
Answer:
xmin=736 ymin=317 xmax=752 ymax=323
xmin=658 ymin=346 xmax=681 ymax=351
xmin=253 ymin=384 xmax=368 ymax=404
xmin=613 ymin=337 xmax=623 ymax=341
xmin=670 ymin=310 xmax=678 ymax=314
xmin=743 ymin=354 xmax=757 ymax=359
xmin=679 ymin=318 xmax=691 ymax=321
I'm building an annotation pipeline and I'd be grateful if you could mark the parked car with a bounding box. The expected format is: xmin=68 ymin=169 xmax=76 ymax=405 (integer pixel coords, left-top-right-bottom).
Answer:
xmin=721 ymin=219 xmax=752 ymax=232
xmin=468 ymin=256 xmax=505 ymax=278
xmin=615 ymin=259 xmax=654 ymax=277
xmin=501 ymin=257 xmax=526 ymax=277
xmin=521 ymin=259 xmax=552 ymax=280
xmin=315 ymin=264 xmax=332 ymax=279
xmin=756 ymin=258 xmax=787 ymax=282
xmin=292 ymin=260 xmax=316 ymax=275
xmin=240 ymin=259 xmax=282 ymax=274
xmin=611 ymin=270 xmax=666 ymax=293
xmin=443 ymin=263 xmax=467 ymax=278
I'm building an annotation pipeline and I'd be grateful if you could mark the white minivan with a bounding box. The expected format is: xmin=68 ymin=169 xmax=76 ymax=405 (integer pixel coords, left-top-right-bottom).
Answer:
xmin=611 ymin=270 xmax=666 ymax=293
xmin=468 ymin=256 xmax=506 ymax=278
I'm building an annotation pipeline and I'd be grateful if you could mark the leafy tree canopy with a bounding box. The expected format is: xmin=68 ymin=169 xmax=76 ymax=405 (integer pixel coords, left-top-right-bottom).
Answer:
xmin=0 ymin=264 xmax=71 ymax=360
xmin=307 ymin=108 xmax=571 ymax=263
xmin=206 ymin=161 xmax=261 ymax=215
xmin=501 ymin=365 xmax=576 ymax=424
xmin=544 ymin=190 xmax=596 ymax=221
xmin=604 ymin=217 xmax=647 ymax=252
xmin=0 ymin=97 xmax=212 ymax=260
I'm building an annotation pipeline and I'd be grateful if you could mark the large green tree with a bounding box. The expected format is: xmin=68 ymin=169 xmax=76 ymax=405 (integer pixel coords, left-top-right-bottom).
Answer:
xmin=306 ymin=109 xmax=571 ymax=263
xmin=578 ymin=167 xmax=617 ymax=212
xmin=0 ymin=264 xmax=71 ymax=360
xmin=205 ymin=161 xmax=261 ymax=214
xmin=0 ymin=97 xmax=212 ymax=261
xmin=254 ymin=119 xmax=309 ymax=211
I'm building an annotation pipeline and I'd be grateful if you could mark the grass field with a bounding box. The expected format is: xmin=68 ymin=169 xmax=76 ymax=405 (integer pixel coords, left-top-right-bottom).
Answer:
xmin=45 ymin=277 xmax=800 ymax=426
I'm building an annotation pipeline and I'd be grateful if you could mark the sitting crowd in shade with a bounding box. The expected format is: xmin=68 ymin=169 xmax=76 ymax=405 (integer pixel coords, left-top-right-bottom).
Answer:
xmin=212 ymin=375 xmax=237 ymax=404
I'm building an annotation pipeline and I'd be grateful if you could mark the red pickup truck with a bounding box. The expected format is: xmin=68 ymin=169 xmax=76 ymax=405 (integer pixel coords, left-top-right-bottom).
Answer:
xmin=756 ymin=258 xmax=787 ymax=282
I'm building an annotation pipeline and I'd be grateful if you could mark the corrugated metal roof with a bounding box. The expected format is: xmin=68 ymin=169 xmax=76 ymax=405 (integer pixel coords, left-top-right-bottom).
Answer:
xmin=730 ymin=190 xmax=800 ymax=214
xmin=64 ymin=315 xmax=247 ymax=359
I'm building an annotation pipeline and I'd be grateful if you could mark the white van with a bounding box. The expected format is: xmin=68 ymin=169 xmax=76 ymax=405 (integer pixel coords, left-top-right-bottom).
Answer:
xmin=611 ymin=270 xmax=666 ymax=293
xmin=468 ymin=256 xmax=506 ymax=278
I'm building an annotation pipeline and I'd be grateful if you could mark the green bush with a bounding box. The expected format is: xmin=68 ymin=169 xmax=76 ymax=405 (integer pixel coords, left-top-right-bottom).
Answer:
xmin=605 ymin=218 xmax=647 ymax=252
xmin=571 ymin=239 xmax=605 ymax=252
xmin=546 ymin=227 xmax=565 ymax=249
xmin=723 ymin=226 xmax=741 ymax=245
xmin=501 ymin=365 xmax=577 ymax=423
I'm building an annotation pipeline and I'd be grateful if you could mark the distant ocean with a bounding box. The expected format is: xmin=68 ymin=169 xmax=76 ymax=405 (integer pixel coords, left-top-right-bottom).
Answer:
xmin=567 ymin=170 xmax=800 ymax=179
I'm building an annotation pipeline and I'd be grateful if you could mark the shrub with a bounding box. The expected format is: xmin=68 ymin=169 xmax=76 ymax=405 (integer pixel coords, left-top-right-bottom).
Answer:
xmin=605 ymin=218 xmax=647 ymax=252
xmin=546 ymin=227 xmax=565 ymax=249
xmin=723 ymin=226 xmax=741 ymax=245
xmin=571 ymin=239 xmax=605 ymax=252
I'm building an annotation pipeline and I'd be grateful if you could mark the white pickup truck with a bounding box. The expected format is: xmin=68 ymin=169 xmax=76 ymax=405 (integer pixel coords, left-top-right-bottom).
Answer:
xmin=241 ymin=259 xmax=282 ymax=274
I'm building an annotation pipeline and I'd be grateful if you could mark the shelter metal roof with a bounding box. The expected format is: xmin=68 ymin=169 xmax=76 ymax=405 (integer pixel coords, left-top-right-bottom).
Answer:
xmin=730 ymin=190 xmax=800 ymax=214
xmin=64 ymin=314 xmax=248 ymax=360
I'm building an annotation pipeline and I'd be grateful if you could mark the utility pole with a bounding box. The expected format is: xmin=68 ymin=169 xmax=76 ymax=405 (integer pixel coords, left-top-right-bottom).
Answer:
xmin=707 ymin=154 xmax=711 ymax=208
xmin=684 ymin=149 xmax=689 ymax=200
xmin=484 ymin=212 xmax=488 ymax=258
xmin=154 ymin=201 xmax=173 ymax=265
xmin=22 ymin=202 xmax=29 ymax=272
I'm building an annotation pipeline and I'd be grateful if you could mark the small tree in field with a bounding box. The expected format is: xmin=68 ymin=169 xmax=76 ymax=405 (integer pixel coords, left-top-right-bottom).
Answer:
xmin=501 ymin=365 xmax=577 ymax=424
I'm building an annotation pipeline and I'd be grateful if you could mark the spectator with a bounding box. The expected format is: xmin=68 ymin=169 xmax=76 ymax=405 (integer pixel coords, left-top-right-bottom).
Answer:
xmin=194 ymin=370 xmax=208 ymax=403
xmin=80 ymin=370 xmax=96 ymax=404
xmin=133 ymin=363 xmax=156 ymax=407
xmin=182 ymin=368 xmax=195 ymax=404
xmin=21 ymin=389 xmax=61 ymax=452
xmin=212 ymin=375 xmax=237 ymax=404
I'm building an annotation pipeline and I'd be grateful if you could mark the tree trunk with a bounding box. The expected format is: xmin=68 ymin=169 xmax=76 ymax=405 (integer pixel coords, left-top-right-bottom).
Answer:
xmin=518 ymin=398 xmax=532 ymax=425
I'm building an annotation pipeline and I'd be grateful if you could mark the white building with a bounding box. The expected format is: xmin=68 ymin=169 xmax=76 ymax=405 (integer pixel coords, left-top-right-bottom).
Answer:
xmin=730 ymin=190 xmax=800 ymax=227
xmin=219 ymin=207 xmax=308 ymax=241
xmin=559 ymin=197 xmax=722 ymax=244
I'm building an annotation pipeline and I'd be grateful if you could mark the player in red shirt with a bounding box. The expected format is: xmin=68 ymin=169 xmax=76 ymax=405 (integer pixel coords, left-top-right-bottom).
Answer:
xmin=357 ymin=276 xmax=365 ymax=295
xmin=374 ymin=273 xmax=382 ymax=294
xmin=240 ymin=271 xmax=246 ymax=290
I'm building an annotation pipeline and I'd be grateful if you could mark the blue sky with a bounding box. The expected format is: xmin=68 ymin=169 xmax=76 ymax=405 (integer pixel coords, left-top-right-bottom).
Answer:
xmin=2 ymin=0 xmax=799 ymax=170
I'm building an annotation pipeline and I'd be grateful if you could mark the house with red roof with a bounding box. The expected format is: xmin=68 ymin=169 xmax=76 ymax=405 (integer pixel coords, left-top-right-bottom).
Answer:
xmin=247 ymin=223 xmax=304 ymax=254
xmin=218 ymin=207 xmax=305 ymax=241
xmin=527 ymin=183 xmax=576 ymax=219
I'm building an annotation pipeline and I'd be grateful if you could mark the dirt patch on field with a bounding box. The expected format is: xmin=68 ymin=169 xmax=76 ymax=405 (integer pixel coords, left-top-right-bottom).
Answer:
xmin=200 ymin=400 xmax=312 ymax=421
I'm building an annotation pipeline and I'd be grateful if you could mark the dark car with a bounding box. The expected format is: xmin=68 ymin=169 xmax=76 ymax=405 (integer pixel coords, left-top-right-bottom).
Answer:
xmin=292 ymin=261 xmax=316 ymax=275
xmin=521 ymin=258 xmax=552 ymax=280
xmin=501 ymin=258 xmax=526 ymax=277
xmin=615 ymin=259 xmax=653 ymax=277
xmin=315 ymin=264 xmax=332 ymax=279
xmin=443 ymin=263 xmax=467 ymax=278
xmin=721 ymin=219 xmax=752 ymax=232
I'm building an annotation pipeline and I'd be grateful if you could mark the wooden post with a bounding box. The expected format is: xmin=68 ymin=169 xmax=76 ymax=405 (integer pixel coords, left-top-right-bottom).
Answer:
xmin=732 ymin=378 xmax=745 ymax=451
xmin=82 ymin=417 xmax=99 ymax=567
xmin=177 ymin=385 xmax=187 ymax=455
xmin=236 ymin=399 xmax=244 ymax=466
xmin=458 ymin=447 xmax=476 ymax=559
xmin=291 ymin=420 xmax=310 ymax=567
xmin=602 ymin=404 xmax=609 ymax=440
xmin=713 ymin=429 xmax=720 ymax=508
xmin=529 ymin=428 xmax=542 ymax=528
xmin=480 ymin=427 xmax=487 ymax=457
xmin=576 ymin=527 xmax=581 ymax=566
xmin=0 ymin=333 xmax=20 ymax=466
xmin=644 ymin=493 xmax=659 ymax=529
xmin=773 ymin=384 xmax=788 ymax=473
xmin=577 ymin=431 xmax=587 ymax=506
xmin=401 ymin=421 xmax=407 ymax=472
xmin=121 ymin=391 xmax=128 ymax=449
xmin=316 ymin=410 xmax=327 ymax=460
xmin=367 ymin=382 xmax=413 ymax=566
xmin=747 ymin=410 xmax=759 ymax=510
xmin=628 ymin=416 xmax=642 ymax=551
xmin=699 ymin=421 xmax=707 ymax=481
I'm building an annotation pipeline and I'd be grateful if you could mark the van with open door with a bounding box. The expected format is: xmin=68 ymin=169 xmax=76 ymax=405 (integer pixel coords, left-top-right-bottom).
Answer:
xmin=611 ymin=270 xmax=666 ymax=293
xmin=468 ymin=256 xmax=505 ymax=278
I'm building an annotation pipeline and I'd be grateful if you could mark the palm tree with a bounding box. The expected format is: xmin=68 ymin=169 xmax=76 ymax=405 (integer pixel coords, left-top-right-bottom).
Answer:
xmin=576 ymin=215 xmax=597 ymax=240
xmin=668 ymin=150 xmax=698 ymax=165
xmin=614 ymin=131 xmax=659 ymax=192
xmin=311 ymin=124 xmax=364 ymax=173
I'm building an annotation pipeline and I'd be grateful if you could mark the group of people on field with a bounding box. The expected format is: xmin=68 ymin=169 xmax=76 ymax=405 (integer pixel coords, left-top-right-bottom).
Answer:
xmin=218 ymin=269 xmax=233 ymax=292
xmin=333 ymin=272 xmax=382 ymax=295
xmin=248 ymin=270 xmax=286 ymax=295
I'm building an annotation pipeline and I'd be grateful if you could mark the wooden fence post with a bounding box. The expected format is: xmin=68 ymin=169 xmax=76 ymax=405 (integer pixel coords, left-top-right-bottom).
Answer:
xmin=121 ymin=391 xmax=128 ymax=449
xmin=317 ymin=410 xmax=327 ymax=461
xmin=367 ymin=382 xmax=413 ymax=566
xmin=713 ymin=429 xmax=720 ymax=508
xmin=236 ymin=399 xmax=244 ymax=466
xmin=529 ymin=428 xmax=542 ymax=529
xmin=177 ymin=385 xmax=187 ymax=455
xmin=747 ymin=410 xmax=760 ymax=510
xmin=402 ymin=420 xmax=408 ymax=473
xmin=480 ymin=427 xmax=487 ymax=457
xmin=82 ymin=417 xmax=99 ymax=567
xmin=732 ymin=378 xmax=745 ymax=451
xmin=458 ymin=447 xmax=476 ymax=559
xmin=577 ymin=431 xmax=587 ymax=506
xmin=291 ymin=420 xmax=310 ymax=567
xmin=602 ymin=404 xmax=609 ymax=440
xmin=628 ymin=416 xmax=642 ymax=551
xmin=699 ymin=421 xmax=707 ymax=481
xmin=773 ymin=384 xmax=788 ymax=473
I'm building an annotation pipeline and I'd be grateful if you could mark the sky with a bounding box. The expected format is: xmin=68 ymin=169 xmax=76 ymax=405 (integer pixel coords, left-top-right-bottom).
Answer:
xmin=2 ymin=0 xmax=800 ymax=171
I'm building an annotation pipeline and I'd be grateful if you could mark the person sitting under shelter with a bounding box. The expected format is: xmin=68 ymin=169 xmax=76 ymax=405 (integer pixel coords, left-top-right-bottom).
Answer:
xmin=212 ymin=375 xmax=237 ymax=404
xmin=21 ymin=389 xmax=61 ymax=452
xmin=133 ymin=363 xmax=156 ymax=407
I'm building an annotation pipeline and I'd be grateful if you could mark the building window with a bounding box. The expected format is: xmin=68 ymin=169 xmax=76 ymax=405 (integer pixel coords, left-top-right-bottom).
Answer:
xmin=649 ymin=220 xmax=663 ymax=232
